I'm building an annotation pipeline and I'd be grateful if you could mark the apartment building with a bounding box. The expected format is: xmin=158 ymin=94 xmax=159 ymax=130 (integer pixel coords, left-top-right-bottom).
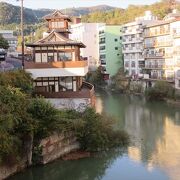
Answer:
xmin=173 ymin=20 xmax=180 ymax=89
xmin=99 ymin=24 xmax=123 ymax=80
xmin=143 ymin=10 xmax=180 ymax=87
xmin=25 ymin=10 xmax=95 ymax=110
xmin=122 ymin=11 xmax=158 ymax=78
xmin=70 ymin=23 xmax=101 ymax=71
xmin=0 ymin=30 xmax=17 ymax=52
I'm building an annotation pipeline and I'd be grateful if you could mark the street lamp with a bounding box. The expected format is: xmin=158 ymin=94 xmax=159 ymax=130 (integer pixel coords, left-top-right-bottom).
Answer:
xmin=17 ymin=0 xmax=24 ymax=69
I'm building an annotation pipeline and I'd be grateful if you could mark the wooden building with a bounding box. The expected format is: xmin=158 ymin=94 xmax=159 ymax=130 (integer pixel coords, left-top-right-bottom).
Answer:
xmin=25 ymin=10 xmax=95 ymax=109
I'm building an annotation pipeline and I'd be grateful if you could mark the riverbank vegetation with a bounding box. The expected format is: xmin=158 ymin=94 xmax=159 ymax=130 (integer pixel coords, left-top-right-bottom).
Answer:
xmin=111 ymin=68 xmax=130 ymax=93
xmin=86 ymin=67 xmax=106 ymax=87
xmin=0 ymin=70 xmax=129 ymax=165
xmin=145 ymin=81 xmax=180 ymax=101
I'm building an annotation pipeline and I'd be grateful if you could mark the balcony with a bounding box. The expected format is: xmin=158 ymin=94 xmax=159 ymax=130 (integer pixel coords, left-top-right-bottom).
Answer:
xmin=122 ymin=37 xmax=143 ymax=44
xmin=144 ymin=65 xmax=164 ymax=69
xmin=173 ymin=32 xmax=180 ymax=38
xmin=25 ymin=60 xmax=88 ymax=69
xmin=25 ymin=60 xmax=88 ymax=78
xmin=144 ymin=41 xmax=173 ymax=48
xmin=145 ymin=31 xmax=170 ymax=38
xmin=149 ymin=76 xmax=174 ymax=82
xmin=35 ymin=82 xmax=94 ymax=99
xmin=99 ymin=41 xmax=106 ymax=44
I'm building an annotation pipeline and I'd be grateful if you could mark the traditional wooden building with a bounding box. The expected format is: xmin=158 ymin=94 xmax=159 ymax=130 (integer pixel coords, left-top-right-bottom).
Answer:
xmin=25 ymin=10 xmax=95 ymax=109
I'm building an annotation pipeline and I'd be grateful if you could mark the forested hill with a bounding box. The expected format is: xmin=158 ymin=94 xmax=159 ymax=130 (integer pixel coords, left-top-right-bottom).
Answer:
xmin=82 ymin=0 xmax=180 ymax=24
xmin=0 ymin=2 xmax=115 ymax=25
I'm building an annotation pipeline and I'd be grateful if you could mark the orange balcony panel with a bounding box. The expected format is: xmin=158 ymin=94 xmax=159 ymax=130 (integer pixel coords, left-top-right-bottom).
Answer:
xmin=25 ymin=60 xmax=88 ymax=69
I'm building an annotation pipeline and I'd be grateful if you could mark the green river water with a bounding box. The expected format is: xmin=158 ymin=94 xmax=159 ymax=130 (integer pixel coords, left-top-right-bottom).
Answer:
xmin=9 ymin=92 xmax=180 ymax=180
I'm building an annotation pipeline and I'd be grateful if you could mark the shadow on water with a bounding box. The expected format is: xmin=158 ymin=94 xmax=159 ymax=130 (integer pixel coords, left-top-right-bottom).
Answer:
xmin=10 ymin=91 xmax=180 ymax=180
xmin=9 ymin=149 xmax=126 ymax=180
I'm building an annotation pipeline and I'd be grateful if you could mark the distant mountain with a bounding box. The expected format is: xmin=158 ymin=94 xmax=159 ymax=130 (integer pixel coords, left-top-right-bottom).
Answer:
xmin=0 ymin=2 xmax=116 ymax=25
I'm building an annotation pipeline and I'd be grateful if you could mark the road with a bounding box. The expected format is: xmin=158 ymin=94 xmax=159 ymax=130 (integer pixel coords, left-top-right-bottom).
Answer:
xmin=0 ymin=57 xmax=22 ymax=72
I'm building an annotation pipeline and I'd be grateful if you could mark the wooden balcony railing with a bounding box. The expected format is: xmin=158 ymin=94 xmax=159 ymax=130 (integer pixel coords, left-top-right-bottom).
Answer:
xmin=35 ymin=82 xmax=94 ymax=99
xmin=25 ymin=60 xmax=88 ymax=69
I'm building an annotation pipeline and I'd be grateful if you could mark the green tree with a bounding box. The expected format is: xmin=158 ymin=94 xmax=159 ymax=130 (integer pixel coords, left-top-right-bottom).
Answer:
xmin=0 ymin=34 xmax=9 ymax=49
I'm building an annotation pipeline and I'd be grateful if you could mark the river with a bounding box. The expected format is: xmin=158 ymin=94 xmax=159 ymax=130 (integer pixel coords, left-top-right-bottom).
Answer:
xmin=10 ymin=92 xmax=180 ymax=180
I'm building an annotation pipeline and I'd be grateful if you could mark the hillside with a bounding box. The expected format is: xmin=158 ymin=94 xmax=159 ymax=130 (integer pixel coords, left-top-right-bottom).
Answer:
xmin=0 ymin=2 xmax=116 ymax=25
xmin=82 ymin=0 xmax=180 ymax=24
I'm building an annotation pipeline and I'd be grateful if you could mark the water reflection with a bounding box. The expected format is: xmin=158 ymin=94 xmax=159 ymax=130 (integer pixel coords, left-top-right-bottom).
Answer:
xmin=10 ymin=150 xmax=125 ymax=180
xmin=10 ymin=92 xmax=180 ymax=180
xmin=96 ymin=92 xmax=180 ymax=180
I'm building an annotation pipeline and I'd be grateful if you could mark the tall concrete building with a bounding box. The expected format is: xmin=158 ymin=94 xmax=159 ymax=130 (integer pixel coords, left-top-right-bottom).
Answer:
xmin=70 ymin=23 xmax=101 ymax=71
xmin=122 ymin=11 xmax=158 ymax=78
xmin=143 ymin=10 xmax=180 ymax=89
xmin=99 ymin=24 xmax=123 ymax=80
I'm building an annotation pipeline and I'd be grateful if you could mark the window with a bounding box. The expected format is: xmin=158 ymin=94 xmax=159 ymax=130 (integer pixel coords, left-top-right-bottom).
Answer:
xmin=47 ymin=53 xmax=53 ymax=62
xmin=125 ymin=62 xmax=129 ymax=67
xmin=100 ymin=54 xmax=106 ymax=59
xmin=48 ymin=55 xmax=54 ymax=62
xmin=100 ymin=46 xmax=105 ymax=50
xmin=131 ymin=61 xmax=135 ymax=67
xmin=120 ymin=36 xmax=122 ymax=40
xmin=114 ymin=38 xmax=118 ymax=42
xmin=115 ymin=47 xmax=118 ymax=50
xmin=60 ymin=77 xmax=73 ymax=90
xmin=58 ymin=52 xmax=72 ymax=61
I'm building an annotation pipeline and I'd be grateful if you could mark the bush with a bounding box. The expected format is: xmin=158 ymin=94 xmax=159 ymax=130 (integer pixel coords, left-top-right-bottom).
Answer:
xmin=74 ymin=108 xmax=129 ymax=151
xmin=145 ymin=81 xmax=175 ymax=100
xmin=0 ymin=70 xmax=33 ymax=94
xmin=28 ymin=98 xmax=59 ymax=140
xmin=0 ymin=86 xmax=33 ymax=163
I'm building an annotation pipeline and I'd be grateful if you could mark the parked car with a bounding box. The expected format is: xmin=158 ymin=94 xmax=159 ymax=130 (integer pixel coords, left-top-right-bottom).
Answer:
xmin=0 ymin=49 xmax=6 ymax=61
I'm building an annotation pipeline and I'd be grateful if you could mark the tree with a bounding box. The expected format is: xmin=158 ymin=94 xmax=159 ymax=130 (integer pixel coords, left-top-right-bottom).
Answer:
xmin=0 ymin=34 xmax=9 ymax=49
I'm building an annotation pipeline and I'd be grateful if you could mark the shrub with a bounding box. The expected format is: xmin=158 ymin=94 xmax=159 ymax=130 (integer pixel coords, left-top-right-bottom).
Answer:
xmin=28 ymin=98 xmax=59 ymax=140
xmin=74 ymin=108 xmax=129 ymax=151
xmin=145 ymin=81 xmax=175 ymax=100
xmin=0 ymin=70 xmax=33 ymax=94
xmin=0 ymin=86 xmax=33 ymax=163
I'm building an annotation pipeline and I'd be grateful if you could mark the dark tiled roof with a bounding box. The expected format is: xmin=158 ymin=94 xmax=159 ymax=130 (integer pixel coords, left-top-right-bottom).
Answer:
xmin=44 ymin=10 xmax=72 ymax=22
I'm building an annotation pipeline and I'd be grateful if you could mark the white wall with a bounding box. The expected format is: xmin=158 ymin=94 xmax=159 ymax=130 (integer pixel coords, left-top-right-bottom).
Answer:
xmin=47 ymin=98 xmax=91 ymax=112
xmin=26 ymin=67 xmax=88 ymax=79
xmin=70 ymin=23 xmax=102 ymax=71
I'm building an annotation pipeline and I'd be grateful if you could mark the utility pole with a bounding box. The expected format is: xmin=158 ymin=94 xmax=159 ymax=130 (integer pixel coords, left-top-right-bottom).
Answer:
xmin=20 ymin=0 xmax=24 ymax=69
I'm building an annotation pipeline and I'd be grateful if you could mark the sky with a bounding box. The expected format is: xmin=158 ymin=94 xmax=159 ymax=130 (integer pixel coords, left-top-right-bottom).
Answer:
xmin=1 ymin=0 xmax=161 ymax=9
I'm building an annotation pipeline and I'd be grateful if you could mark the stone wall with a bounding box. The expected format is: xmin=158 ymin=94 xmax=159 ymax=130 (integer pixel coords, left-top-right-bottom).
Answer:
xmin=37 ymin=132 xmax=80 ymax=164
xmin=47 ymin=98 xmax=92 ymax=111
xmin=0 ymin=132 xmax=79 ymax=179
xmin=0 ymin=159 xmax=27 ymax=180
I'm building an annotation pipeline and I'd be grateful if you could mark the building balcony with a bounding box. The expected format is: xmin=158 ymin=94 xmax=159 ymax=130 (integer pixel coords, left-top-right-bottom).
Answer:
xmin=144 ymin=31 xmax=170 ymax=38
xmin=122 ymin=48 xmax=143 ymax=53
xmin=25 ymin=60 xmax=88 ymax=78
xmin=144 ymin=41 xmax=173 ymax=48
xmin=122 ymin=37 xmax=143 ymax=44
xmin=173 ymin=32 xmax=180 ymax=38
xmin=25 ymin=60 xmax=88 ymax=69
xmin=144 ymin=53 xmax=173 ymax=59
xmin=35 ymin=81 xmax=94 ymax=99
xmin=144 ymin=65 xmax=164 ymax=69
xmin=144 ymin=74 xmax=174 ymax=82
xmin=99 ymin=41 xmax=106 ymax=44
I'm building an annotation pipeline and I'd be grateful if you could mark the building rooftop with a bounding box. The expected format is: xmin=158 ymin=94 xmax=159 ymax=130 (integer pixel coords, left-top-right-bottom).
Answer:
xmin=43 ymin=10 xmax=72 ymax=22
xmin=26 ymin=30 xmax=85 ymax=48
xmin=145 ymin=18 xmax=180 ymax=28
